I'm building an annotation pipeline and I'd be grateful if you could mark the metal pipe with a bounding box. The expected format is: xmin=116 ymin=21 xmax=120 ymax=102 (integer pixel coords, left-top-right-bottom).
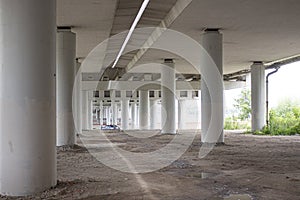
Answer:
xmin=266 ymin=67 xmax=280 ymax=127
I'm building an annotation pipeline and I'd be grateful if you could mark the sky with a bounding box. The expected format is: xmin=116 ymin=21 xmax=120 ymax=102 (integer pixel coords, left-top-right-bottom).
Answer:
xmin=225 ymin=61 xmax=300 ymax=116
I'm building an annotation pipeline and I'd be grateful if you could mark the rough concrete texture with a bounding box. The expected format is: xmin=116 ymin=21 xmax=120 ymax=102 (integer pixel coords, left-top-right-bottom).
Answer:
xmin=1 ymin=131 xmax=299 ymax=200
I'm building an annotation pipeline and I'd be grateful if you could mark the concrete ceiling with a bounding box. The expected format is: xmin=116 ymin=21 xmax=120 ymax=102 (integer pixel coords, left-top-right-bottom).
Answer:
xmin=57 ymin=0 xmax=300 ymax=80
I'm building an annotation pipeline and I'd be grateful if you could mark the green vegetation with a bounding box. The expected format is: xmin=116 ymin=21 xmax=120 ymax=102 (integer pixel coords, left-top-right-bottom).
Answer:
xmin=224 ymin=88 xmax=251 ymax=130
xmin=255 ymin=99 xmax=300 ymax=135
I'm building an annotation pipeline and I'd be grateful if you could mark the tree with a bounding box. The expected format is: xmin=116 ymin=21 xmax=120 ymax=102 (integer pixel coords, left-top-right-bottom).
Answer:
xmin=233 ymin=88 xmax=251 ymax=121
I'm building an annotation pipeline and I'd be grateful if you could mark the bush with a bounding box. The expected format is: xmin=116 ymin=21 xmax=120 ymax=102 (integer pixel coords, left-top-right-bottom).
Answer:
xmin=259 ymin=100 xmax=300 ymax=135
xmin=224 ymin=117 xmax=250 ymax=130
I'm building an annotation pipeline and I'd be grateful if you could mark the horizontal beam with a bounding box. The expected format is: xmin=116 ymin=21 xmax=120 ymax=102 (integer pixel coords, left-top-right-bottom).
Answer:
xmin=81 ymin=80 xmax=245 ymax=91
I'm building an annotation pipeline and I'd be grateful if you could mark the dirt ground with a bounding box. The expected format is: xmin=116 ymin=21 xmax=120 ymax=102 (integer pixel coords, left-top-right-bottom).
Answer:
xmin=1 ymin=130 xmax=300 ymax=200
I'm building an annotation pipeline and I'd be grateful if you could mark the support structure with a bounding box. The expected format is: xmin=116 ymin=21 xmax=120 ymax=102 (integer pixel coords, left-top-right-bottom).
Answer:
xmin=131 ymin=101 xmax=137 ymax=129
xmin=112 ymin=101 xmax=118 ymax=125
xmin=88 ymin=93 xmax=93 ymax=130
xmin=178 ymin=99 xmax=186 ymax=130
xmin=150 ymin=99 xmax=159 ymax=129
xmin=0 ymin=0 xmax=56 ymax=195
xmin=121 ymin=99 xmax=130 ymax=130
xmin=161 ymin=59 xmax=176 ymax=134
xmin=82 ymin=90 xmax=89 ymax=130
xmin=56 ymin=29 xmax=76 ymax=146
xmin=74 ymin=60 xmax=82 ymax=135
xmin=251 ymin=62 xmax=266 ymax=131
xmin=139 ymin=90 xmax=149 ymax=129
xmin=200 ymin=29 xmax=224 ymax=143
xmin=99 ymin=101 xmax=104 ymax=125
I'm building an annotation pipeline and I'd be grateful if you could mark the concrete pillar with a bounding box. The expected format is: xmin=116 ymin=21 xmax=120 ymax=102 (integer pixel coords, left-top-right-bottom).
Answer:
xmin=150 ymin=99 xmax=159 ymax=129
xmin=88 ymin=96 xmax=93 ymax=130
xmin=99 ymin=101 xmax=104 ymax=125
xmin=139 ymin=90 xmax=149 ymax=129
xmin=82 ymin=90 xmax=89 ymax=130
xmin=131 ymin=101 xmax=137 ymax=129
xmin=251 ymin=62 xmax=266 ymax=131
xmin=74 ymin=60 xmax=82 ymax=135
xmin=56 ymin=29 xmax=76 ymax=146
xmin=106 ymin=106 xmax=111 ymax=125
xmin=200 ymin=29 xmax=224 ymax=143
xmin=161 ymin=59 xmax=176 ymax=134
xmin=112 ymin=101 xmax=118 ymax=125
xmin=121 ymin=99 xmax=130 ymax=130
xmin=0 ymin=0 xmax=56 ymax=195
xmin=178 ymin=99 xmax=186 ymax=130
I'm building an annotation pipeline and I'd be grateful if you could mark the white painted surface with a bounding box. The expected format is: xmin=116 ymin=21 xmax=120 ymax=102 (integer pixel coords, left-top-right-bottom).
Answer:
xmin=0 ymin=0 xmax=56 ymax=195
xmin=201 ymin=30 xmax=224 ymax=143
xmin=139 ymin=90 xmax=149 ymax=129
xmin=56 ymin=30 xmax=76 ymax=146
xmin=161 ymin=61 xmax=176 ymax=134
xmin=251 ymin=63 xmax=266 ymax=131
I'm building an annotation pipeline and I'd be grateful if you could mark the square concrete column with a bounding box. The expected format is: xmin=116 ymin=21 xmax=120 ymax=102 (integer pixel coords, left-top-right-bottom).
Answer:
xmin=251 ymin=62 xmax=266 ymax=131
xmin=0 ymin=0 xmax=56 ymax=195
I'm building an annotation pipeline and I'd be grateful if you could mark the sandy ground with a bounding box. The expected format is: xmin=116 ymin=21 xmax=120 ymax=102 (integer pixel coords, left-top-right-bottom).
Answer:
xmin=1 ymin=130 xmax=300 ymax=200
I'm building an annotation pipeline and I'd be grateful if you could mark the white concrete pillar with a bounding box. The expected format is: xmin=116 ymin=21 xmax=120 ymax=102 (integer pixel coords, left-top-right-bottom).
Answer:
xmin=73 ymin=60 xmax=82 ymax=135
xmin=251 ymin=62 xmax=266 ymax=131
xmin=139 ymin=90 xmax=149 ymax=129
xmin=200 ymin=29 xmax=224 ymax=143
xmin=112 ymin=101 xmax=118 ymax=125
xmin=0 ymin=0 xmax=56 ymax=195
xmin=106 ymin=106 xmax=111 ymax=125
xmin=121 ymin=99 xmax=130 ymax=130
xmin=56 ymin=29 xmax=76 ymax=146
xmin=88 ymin=96 xmax=93 ymax=130
xmin=150 ymin=99 xmax=159 ymax=129
xmin=131 ymin=101 xmax=137 ymax=129
xmin=178 ymin=99 xmax=186 ymax=130
xmin=161 ymin=59 xmax=176 ymax=134
xmin=99 ymin=101 xmax=104 ymax=125
xmin=82 ymin=90 xmax=89 ymax=130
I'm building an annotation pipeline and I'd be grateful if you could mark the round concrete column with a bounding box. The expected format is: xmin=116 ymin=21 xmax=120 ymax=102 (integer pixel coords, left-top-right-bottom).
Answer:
xmin=112 ymin=101 xmax=118 ymax=125
xmin=150 ymin=99 xmax=159 ymax=129
xmin=178 ymin=99 xmax=186 ymax=130
xmin=99 ymin=101 xmax=104 ymax=125
xmin=121 ymin=99 xmax=130 ymax=130
xmin=139 ymin=90 xmax=149 ymax=129
xmin=0 ymin=0 xmax=56 ymax=195
xmin=251 ymin=62 xmax=266 ymax=131
xmin=73 ymin=61 xmax=82 ymax=135
xmin=200 ymin=29 xmax=224 ymax=143
xmin=56 ymin=29 xmax=76 ymax=146
xmin=82 ymin=90 xmax=89 ymax=130
xmin=161 ymin=59 xmax=176 ymax=134
xmin=131 ymin=101 xmax=137 ymax=129
xmin=88 ymin=97 xmax=93 ymax=130
xmin=106 ymin=106 xmax=111 ymax=125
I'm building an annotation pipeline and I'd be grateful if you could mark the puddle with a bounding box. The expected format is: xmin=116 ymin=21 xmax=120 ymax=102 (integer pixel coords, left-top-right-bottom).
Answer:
xmin=224 ymin=194 xmax=253 ymax=200
xmin=191 ymin=172 xmax=217 ymax=179
xmin=201 ymin=172 xmax=217 ymax=179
